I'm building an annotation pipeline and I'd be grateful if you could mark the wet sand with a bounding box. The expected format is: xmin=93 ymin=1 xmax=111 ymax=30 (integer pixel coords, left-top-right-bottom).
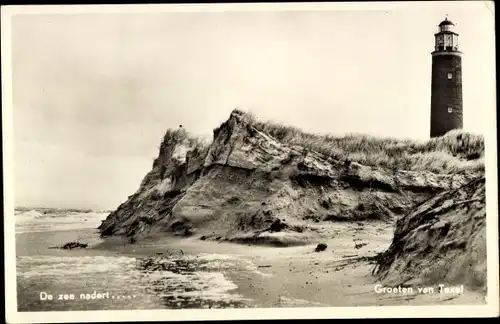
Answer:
xmin=92 ymin=221 xmax=487 ymax=307
xmin=16 ymin=221 xmax=486 ymax=309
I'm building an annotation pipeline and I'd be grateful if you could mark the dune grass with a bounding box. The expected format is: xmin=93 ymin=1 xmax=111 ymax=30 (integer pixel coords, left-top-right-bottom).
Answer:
xmin=231 ymin=109 xmax=485 ymax=174
xmin=159 ymin=128 xmax=211 ymax=156
xmin=158 ymin=110 xmax=484 ymax=175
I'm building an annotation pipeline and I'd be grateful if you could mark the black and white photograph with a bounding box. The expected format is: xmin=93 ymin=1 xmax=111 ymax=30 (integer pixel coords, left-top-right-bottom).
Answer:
xmin=2 ymin=1 xmax=498 ymax=322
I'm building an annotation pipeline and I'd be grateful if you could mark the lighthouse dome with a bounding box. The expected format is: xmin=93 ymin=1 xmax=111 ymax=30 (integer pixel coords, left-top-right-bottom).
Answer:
xmin=439 ymin=19 xmax=455 ymax=27
xmin=438 ymin=17 xmax=456 ymax=32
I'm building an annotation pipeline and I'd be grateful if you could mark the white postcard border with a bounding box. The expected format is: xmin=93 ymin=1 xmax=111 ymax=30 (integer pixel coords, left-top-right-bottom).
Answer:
xmin=2 ymin=2 xmax=498 ymax=322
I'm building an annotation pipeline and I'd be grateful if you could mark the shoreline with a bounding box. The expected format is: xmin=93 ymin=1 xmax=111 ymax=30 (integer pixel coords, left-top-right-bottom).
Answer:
xmin=15 ymin=226 xmax=100 ymax=235
xmin=15 ymin=224 xmax=487 ymax=308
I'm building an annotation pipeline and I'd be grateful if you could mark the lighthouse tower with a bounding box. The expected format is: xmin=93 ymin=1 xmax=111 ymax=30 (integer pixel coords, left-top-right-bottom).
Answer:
xmin=430 ymin=17 xmax=463 ymax=138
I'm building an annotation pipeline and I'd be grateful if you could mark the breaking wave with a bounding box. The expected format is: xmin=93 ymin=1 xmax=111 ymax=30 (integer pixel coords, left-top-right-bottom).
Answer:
xmin=17 ymin=254 xmax=252 ymax=310
xmin=15 ymin=208 xmax=109 ymax=233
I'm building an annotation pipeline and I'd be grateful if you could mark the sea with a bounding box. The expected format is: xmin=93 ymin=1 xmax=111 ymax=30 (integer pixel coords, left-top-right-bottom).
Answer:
xmin=14 ymin=207 xmax=257 ymax=311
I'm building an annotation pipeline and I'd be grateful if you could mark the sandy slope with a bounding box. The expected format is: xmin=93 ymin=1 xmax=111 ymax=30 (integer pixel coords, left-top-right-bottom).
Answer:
xmin=375 ymin=176 xmax=487 ymax=293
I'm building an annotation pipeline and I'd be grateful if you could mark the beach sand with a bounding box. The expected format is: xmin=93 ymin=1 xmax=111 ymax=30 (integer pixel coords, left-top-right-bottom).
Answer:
xmin=15 ymin=220 xmax=486 ymax=310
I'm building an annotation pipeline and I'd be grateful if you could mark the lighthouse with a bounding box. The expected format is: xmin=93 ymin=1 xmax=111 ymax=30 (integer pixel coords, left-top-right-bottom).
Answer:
xmin=430 ymin=17 xmax=463 ymax=138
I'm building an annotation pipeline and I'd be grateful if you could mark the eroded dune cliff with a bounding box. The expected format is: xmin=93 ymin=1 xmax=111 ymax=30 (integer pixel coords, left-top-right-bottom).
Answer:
xmin=98 ymin=110 xmax=484 ymax=251
xmin=375 ymin=175 xmax=487 ymax=291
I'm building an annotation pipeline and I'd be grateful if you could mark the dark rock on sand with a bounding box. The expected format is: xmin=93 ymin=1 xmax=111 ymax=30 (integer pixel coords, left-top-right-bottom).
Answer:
xmin=315 ymin=243 xmax=328 ymax=252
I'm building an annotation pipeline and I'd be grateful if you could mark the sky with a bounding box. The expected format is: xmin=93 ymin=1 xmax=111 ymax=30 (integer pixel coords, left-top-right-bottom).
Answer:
xmin=4 ymin=1 xmax=496 ymax=210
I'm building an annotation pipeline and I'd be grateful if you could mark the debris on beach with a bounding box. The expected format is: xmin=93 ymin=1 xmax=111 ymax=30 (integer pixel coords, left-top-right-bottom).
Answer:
xmin=58 ymin=241 xmax=88 ymax=249
xmin=354 ymin=240 xmax=368 ymax=249
xmin=315 ymin=243 xmax=328 ymax=252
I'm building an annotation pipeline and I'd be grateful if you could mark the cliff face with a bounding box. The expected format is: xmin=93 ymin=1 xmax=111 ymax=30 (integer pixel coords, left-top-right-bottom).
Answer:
xmin=98 ymin=110 xmax=481 ymax=247
xmin=375 ymin=176 xmax=487 ymax=291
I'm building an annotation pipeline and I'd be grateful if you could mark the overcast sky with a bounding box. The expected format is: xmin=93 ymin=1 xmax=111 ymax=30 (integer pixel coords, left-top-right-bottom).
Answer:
xmin=5 ymin=2 xmax=495 ymax=209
